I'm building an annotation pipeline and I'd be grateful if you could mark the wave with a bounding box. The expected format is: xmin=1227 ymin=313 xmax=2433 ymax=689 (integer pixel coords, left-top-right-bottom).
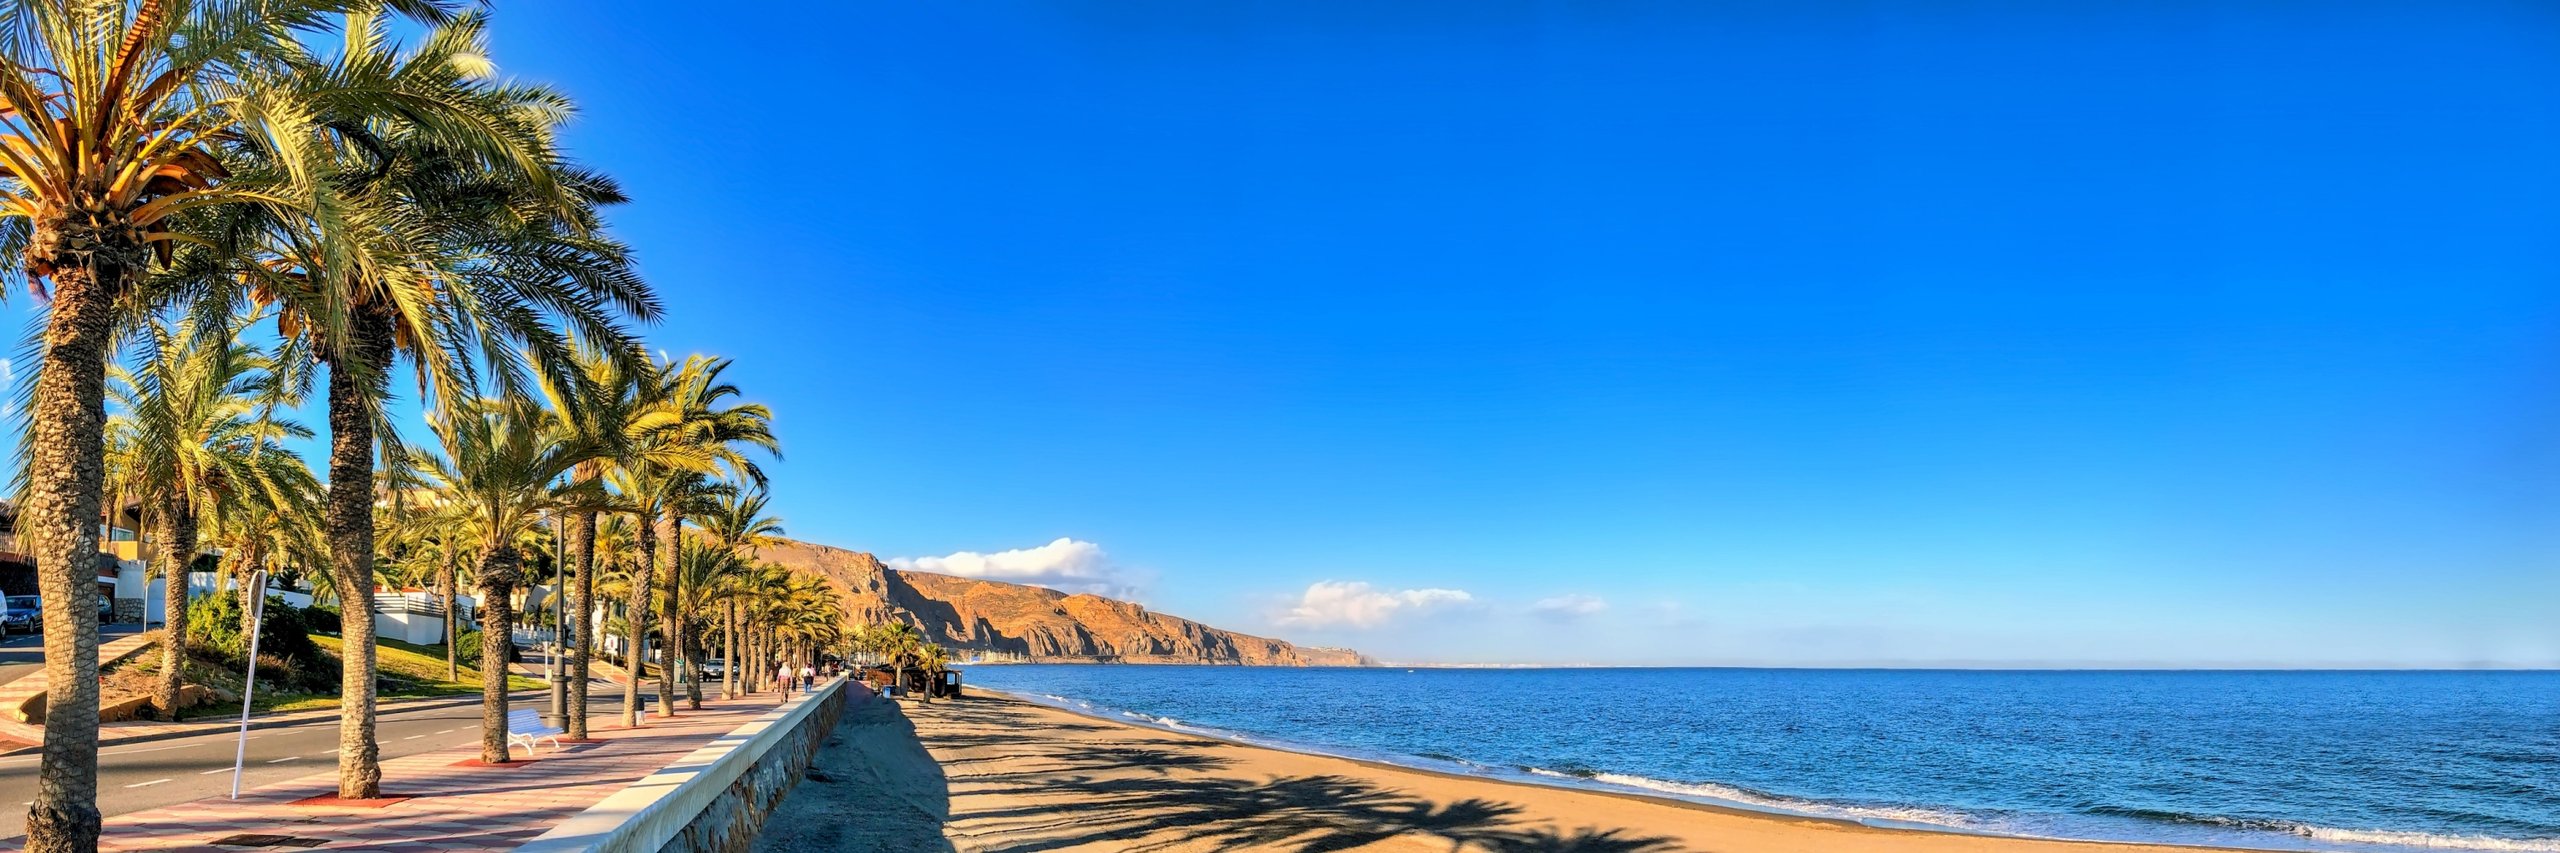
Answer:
xmin=2085 ymin=807 xmax=2560 ymax=852
xmin=2293 ymin=826 xmax=2560 ymax=852
xmin=1522 ymin=767 xmax=1980 ymax=831
xmin=1119 ymin=710 xmax=1189 ymax=729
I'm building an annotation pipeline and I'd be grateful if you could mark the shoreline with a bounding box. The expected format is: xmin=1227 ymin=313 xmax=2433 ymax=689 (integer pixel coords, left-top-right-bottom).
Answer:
xmin=979 ymin=686 xmax=2021 ymax=836
xmin=913 ymin=686 xmax=2274 ymax=853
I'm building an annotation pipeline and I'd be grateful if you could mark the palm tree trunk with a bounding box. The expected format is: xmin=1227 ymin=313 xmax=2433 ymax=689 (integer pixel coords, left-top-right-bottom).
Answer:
xmin=568 ymin=509 xmax=596 ymax=739
xmin=621 ymin=513 xmax=656 ymax=727
xmin=656 ymin=505 xmax=679 ymax=715
xmin=324 ymin=308 xmax=392 ymax=801
xmin=153 ymin=496 xmax=197 ymax=721
xmin=22 ymin=260 xmax=119 ymax=853
xmin=722 ymin=601 xmax=736 ymax=700
xmin=476 ymin=545 xmax=524 ymax=764
xmin=679 ymin=549 xmax=700 ymax=709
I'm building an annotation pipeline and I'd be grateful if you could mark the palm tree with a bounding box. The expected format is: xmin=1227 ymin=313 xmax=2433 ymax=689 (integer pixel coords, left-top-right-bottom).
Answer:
xmin=698 ymin=488 xmax=782 ymax=700
xmin=534 ymin=344 xmax=652 ymax=738
xmin=0 ymin=5 xmax=371 ymax=844
xmin=605 ymin=463 xmax=673 ymax=725
xmin=211 ymin=8 xmax=653 ymax=799
xmin=375 ymin=486 xmax=469 ymax=681
xmin=106 ymin=310 xmax=313 ymax=719
xmin=589 ymin=511 xmax=637 ymax=671
xmin=659 ymin=476 xmax=738 ymax=710
xmin=875 ymin=621 xmax=926 ymax=699
xmin=603 ymin=354 xmax=774 ymax=723
xmin=914 ymin=644 xmax=950 ymax=703
xmin=728 ymin=562 xmax=791 ymax=695
xmin=646 ymin=356 xmax=776 ymax=712
xmin=669 ymin=540 xmax=739 ymax=707
xmin=415 ymin=396 xmax=606 ymax=764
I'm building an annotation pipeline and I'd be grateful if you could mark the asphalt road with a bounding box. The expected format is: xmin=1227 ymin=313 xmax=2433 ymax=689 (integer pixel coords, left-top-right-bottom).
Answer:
xmin=0 ymin=690 xmax=625 ymax=841
xmin=0 ymin=623 xmax=146 ymax=687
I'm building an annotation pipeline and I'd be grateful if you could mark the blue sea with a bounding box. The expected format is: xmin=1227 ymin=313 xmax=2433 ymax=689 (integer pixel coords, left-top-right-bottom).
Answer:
xmin=960 ymin=666 xmax=2560 ymax=853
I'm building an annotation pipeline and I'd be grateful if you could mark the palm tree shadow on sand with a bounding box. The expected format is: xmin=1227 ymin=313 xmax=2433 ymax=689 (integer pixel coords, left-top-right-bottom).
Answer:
xmin=927 ymin=698 xmax=1689 ymax=853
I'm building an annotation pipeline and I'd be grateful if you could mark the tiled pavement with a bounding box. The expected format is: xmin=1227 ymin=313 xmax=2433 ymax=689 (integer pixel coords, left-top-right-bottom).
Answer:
xmin=92 ymin=693 xmax=795 ymax=852
xmin=0 ymin=638 xmax=633 ymax=753
xmin=0 ymin=633 xmax=156 ymax=743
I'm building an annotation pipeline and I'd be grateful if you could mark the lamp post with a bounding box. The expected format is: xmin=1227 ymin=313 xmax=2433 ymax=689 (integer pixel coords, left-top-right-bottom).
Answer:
xmin=543 ymin=511 xmax=568 ymax=729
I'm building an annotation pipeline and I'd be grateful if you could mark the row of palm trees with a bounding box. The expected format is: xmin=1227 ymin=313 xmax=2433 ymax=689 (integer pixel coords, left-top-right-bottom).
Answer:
xmin=0 ymin=5 xmax=839 ymax=851
xmin=852 ymin=621 xmax=954 ymax=699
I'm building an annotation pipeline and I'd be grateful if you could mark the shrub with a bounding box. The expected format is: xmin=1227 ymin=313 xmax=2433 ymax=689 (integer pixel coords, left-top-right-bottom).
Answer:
xmin=299 ymin=603 xmax=340 ymax=635
xmin=453 ymin=628 xmax=481 ymax=666
xmin=184 ymin=593 xmax=247 ymax=661
xmin=449 ymin=628 xmax=525 ymax=671
xmin=180 ymin=592 xmax=337 ymax=692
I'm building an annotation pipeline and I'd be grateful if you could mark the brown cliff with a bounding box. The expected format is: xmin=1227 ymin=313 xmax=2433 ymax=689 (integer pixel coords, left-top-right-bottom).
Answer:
xmin=758 ymin=538 xmax=1369 ymax=666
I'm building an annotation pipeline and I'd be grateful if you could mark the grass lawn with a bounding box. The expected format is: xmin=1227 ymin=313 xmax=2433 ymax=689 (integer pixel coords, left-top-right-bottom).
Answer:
xmin=252 ymin=636 xmax=544 ymax=714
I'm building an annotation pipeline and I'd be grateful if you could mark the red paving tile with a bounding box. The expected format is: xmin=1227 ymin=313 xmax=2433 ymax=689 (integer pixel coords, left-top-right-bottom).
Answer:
xmin=287 ymin=794 xmax=418 ymax=808
xmin=75 ymin=693 xmax=804 ymax=852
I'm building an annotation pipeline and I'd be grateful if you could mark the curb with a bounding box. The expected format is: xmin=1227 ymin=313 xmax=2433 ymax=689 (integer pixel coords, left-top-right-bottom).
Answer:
xmin=0 ymin=688 xmax=564 ymax=756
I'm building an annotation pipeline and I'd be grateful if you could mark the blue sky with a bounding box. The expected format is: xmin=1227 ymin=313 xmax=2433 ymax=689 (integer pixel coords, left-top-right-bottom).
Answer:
xmin=26 ymin=1 xmax=2560 ymax=666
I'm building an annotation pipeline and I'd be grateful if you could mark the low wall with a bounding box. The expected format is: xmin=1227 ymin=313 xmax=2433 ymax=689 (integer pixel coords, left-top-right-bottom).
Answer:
xmin=516 ymin=677 xmax=849 ymax=853
xmin=373 ymin=609 xmax=446 ymax=646
xmin=14 ymin=634 xmax=159 ymax=724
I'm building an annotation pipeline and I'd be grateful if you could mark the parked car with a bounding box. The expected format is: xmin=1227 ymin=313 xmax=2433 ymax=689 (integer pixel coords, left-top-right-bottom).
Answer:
xmin=699 ymin=659 xmax=726 ymax=678
xmin=1 ymin=595 xmax=39 ymax=636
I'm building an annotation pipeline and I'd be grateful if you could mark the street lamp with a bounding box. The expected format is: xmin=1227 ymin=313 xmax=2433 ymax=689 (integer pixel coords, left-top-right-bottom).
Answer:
xmin=543 ymin=510 xmax=568 ymax=729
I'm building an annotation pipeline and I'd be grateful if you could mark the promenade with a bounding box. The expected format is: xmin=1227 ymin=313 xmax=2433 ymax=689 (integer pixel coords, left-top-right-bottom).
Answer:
xmin=43 ymin=692 xmax=790 ymax=852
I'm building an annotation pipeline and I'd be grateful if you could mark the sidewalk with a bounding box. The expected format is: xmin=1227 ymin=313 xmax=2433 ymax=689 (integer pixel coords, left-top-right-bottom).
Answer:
xmin=0 ymin=632 xmax=156 ymax=744
xmin=89 ymin=692 xmax=806 ymax=852
xmin=0 ymin=640 xmax=628 ymax=754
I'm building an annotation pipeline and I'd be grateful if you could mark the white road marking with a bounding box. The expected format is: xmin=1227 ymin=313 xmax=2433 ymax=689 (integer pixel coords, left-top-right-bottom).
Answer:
xmin=123 ymin=778 xmax=170 ymax=788
xmin=199 ymin=768 xmax=232 ymax=775
xmin=403 ymin=735 xmax=424 ymax=740
xmin=436 ymin=729 xmax=455 ymax=734
xmin=265 ymin=756 xmax=297 ymax=763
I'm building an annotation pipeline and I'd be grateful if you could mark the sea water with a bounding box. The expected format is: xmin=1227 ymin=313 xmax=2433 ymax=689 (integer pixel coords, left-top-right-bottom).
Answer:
xmin=959 ymin=666 xmax=2560 ymax=852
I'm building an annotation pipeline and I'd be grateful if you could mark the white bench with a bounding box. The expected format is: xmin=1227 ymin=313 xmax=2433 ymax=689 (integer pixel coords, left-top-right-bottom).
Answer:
xmin=506 ymin=709 xmax=565 ymax=756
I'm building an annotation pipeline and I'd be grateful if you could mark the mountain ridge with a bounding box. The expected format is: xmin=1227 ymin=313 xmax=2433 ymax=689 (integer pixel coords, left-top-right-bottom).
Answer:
xmin=758 ymin=537 xmax=1368 ymax=667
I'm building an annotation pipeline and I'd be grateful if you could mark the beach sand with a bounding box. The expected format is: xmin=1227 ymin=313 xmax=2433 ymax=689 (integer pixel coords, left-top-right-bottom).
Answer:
xmin=758 ymin=688 xmax=2264 ymax=853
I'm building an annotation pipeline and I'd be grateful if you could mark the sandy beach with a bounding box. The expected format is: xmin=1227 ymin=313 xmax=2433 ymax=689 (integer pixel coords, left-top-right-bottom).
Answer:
xmin=756 ymin=687 xmax=2271 ymax=853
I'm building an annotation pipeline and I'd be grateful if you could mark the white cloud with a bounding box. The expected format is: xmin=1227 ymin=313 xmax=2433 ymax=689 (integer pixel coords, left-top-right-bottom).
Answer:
xmin=1533 ymin=594 xmax=1609 ymax=620
xmin=1276 ymin=581 xmax=1473 ymax=629
xmin=888 ymin=538 xmax=1130 ymax=597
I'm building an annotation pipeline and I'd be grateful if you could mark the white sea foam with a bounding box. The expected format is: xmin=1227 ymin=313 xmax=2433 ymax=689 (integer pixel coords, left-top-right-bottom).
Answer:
xmin=1574 ymin=771 xmax=1979 ymax=830
xmin=1115 ymin=710 xmax=1187 ymax=727
xmin=2289 ymin=825 xmax=2560 ymax=852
